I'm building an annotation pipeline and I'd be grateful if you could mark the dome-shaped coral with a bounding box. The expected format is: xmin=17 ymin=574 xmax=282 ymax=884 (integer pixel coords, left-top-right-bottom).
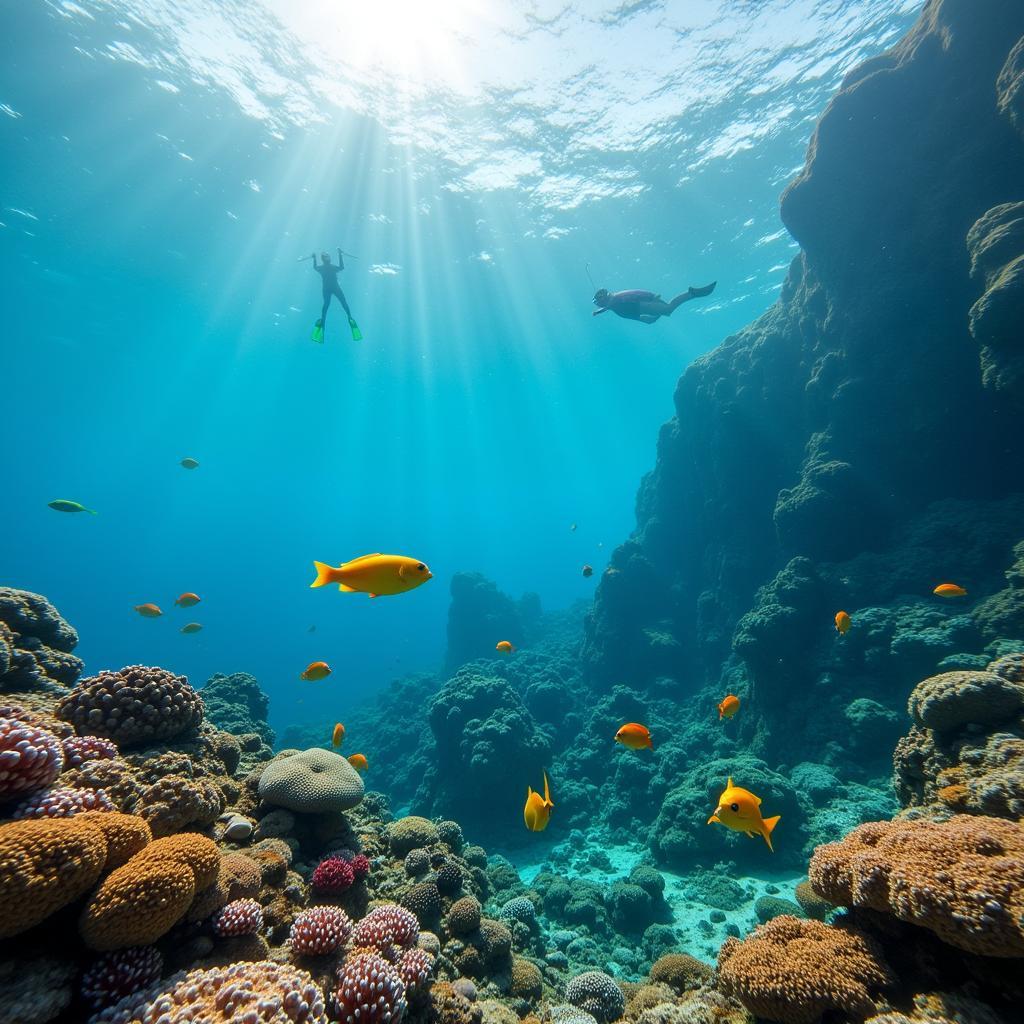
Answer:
xmin=509 ymin=957 xmax=543 ymax=1001
xmin=498 ymin=896 xmax=536 ymax=925
xmin=335 ymin=952 xmax=407 ymax=1024
xmin=397 ymin=947 xmax=434 ymax=995
xmin=0 ymin=715 xmax=64 ymax=799
xmin=80 ymin=832 xmax=220 ymax=950
xmin=404 ymin=848 xmax=430 ymax=876
xmin=717 ymin=916 xmax=892 ymax=1024
xmin=290 ymin=905 xmax=353 ymax=956
xmin=57 ymin=664 xmax=203 ymax=748
xmin=312 ymin=856 xmax=355 ymax=895
xmin=401 ymin=880 xmax=442 ymax=926
xmin=353 ymin=904 xmax=420 ymax=955
xmin=648 ymin=953 xmax=711 ymax=993
xmin=565 ymin=971 xmax=625 ymax=1024
xmin=212 ymin=897 xmax=263 ymax=937
xmin=436 ymin=819 xmax=464 ymax=852
xmin=258 ymin=748 xmax=364 ymax=813
xmin=62 ymin=734 xmax=118 ymax=768
xmin=388 ymin=815 xmax=439 ymax=856
xmin=80 ymin=947 xmax=163 ymax=1011
xmin=447 ymin=896 xmax=482 ymax=935
xmin=12 ymin=784 xmax=113 ymax=818
xmin=435 ymin=861 xmax=463 ymax=896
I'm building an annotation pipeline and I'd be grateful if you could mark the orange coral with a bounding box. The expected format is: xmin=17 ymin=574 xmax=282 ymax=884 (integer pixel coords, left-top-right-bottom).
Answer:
xmin=809 ymin=815 xmax=1024 ymax=957
xmin=80 ymin=832 xmax=220 ymax=950
xmin=717 ymin=916 xmax=891 ymax=1024
xmin=76 ymin=810 xmax=152 ymax=867
xmin=0 ymin=817 xmax=107 ymax=939
xmin=936 ymin=784 xmax=970 ymax=809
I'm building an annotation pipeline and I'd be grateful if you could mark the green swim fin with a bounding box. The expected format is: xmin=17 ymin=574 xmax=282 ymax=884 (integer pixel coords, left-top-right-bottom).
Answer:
xmin=311 ymin=319 xmax=324 ymax=344
xmin=348 ymin=317 xmax=363 ymax=342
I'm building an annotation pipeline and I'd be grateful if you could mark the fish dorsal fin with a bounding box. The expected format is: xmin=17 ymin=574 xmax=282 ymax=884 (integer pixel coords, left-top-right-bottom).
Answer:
xmin=755 ymin=795 xmax=762 ymax=805
xmin=543 ymin=770 xmax=552 ymax=806
xmin=526 ymin=786 xmax=533 ymax=800
xmin=344 ymin=553 xmax=383 ymax=566
xmin=727 ymin=777 xmax=733 ymax=789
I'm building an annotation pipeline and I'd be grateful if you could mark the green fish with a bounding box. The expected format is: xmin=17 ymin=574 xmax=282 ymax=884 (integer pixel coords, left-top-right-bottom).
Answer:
xmin=48 ymin=499 xmax=97 ymax=515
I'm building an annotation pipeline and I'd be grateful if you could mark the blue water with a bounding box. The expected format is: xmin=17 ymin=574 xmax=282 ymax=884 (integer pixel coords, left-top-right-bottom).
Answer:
xmin=1 ymin=0 xmax=918 ymax=737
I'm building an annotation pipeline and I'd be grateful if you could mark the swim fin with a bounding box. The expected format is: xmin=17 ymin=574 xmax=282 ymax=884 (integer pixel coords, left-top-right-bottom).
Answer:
xmin=311 ymin=319 xmax=324 ymax=344
xmin=688 ymin=281 xmax=716 ymax=298
xmin=348 ymin=317 xmax=363 ymax=341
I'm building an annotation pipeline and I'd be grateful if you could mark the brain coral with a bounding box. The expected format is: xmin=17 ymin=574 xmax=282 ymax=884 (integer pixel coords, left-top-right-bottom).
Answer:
xmin=80 ymin=832 xmax=220 ymax=950
xmin=718 ymin=916 xmax=891 ymax=1024
xmin=565 ymin=971 xmax=625 ymax=1024
xmin=388 ymin=815 xmax=439 ymax=855
xmin=257 ymin=748 xmax=364 ymax=813
xmin=57 ymin=664 xmax=204 ymax=748
xmin=0 ymin=587 xmax=83 ymax=691
xmin=647 ymin=953 xmax=712 ymax=993
xmin=809 ymin=815 xmax=1024 ymax=956
xmin=0 ymin=715 xmax=64 ymax=799
xmin=335 ymin=952 xmax=407 ymax=1024
xmin=93 ymin=961 xmax=328 ymax=1024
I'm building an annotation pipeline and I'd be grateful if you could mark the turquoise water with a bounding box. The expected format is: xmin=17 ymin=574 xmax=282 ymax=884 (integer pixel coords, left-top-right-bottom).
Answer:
xmin=1 ymin=0 xmax=918 ymax=736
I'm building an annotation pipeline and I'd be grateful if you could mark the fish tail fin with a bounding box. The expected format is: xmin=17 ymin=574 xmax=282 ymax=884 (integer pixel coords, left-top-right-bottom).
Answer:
xmin=86 ymin=507 xmax=97 ymax=515
xmin=646 ymin=737 xmax=654 ymax=749
xmin=311 ymin=560 xmax=335 ymax=588
xmin=762 ymin=815 xmax=781 ymax=851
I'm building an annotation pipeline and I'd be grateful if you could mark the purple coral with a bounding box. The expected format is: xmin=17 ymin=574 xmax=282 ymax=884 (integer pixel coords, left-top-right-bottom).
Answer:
xmin=290 ymin=906 xmax=354 ymax=955
xmin=211 ymin=898 xmax=264 ymax=937
xmin=12 ymin=785 xmax=113 ymax=818
xmin=80 ymin=947 xmax=163 ymax=1011
xmin=352 ymin=904 xmax=419 ymax=956
xmin=312 ymin=856 xmax=355 ymax=895
xmin=62 ymin=734 xmax=118 ymax=768
xmin=334 ymin=952 xmax=407 ymax=1024
xmin=0 ymin=716 xmax=64 ymax=800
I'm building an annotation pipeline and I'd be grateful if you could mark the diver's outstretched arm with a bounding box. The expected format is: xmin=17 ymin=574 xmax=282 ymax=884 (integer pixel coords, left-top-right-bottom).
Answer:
xmin=593 ymin=308 xmax=610 ymax=317
xmin=337 ymin=248 xmax=345 ymax=270
xmin=311 ymin=252 xmax=318 ymax=268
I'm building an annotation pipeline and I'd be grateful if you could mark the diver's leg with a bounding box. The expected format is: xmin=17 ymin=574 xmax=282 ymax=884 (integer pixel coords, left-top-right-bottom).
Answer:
xmin=638 ymin=314 xmax=659 ymax=324
xmin=668 ymin=281 xmax=717 ymax=312
xmin=320 ymin=292 xmax=331 ymax=325
xmin=637 ymin=300 xmax=672 ymax=319
xmin=333 ymin=284 xmax=352 ymax=319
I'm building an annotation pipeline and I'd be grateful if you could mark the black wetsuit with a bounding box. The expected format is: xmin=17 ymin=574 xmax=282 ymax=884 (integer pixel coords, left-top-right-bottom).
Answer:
xmin=315 ymin=254 xmax=351 ymax=325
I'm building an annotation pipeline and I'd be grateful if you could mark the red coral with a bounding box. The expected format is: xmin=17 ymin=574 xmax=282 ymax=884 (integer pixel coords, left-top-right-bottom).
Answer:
xmin=312 ymin=856 xmax=355 ymax=895
xmin=335 ymin=952 xmax=406 ymax=1024
xmin=290 ymin=906 xmax=353 ymax=955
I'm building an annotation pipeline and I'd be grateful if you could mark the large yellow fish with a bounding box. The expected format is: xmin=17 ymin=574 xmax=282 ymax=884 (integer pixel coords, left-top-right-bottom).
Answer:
xmin=707 ymin=777 xmax=780 ymax=852
xmin=524 ymin=770 xmax=554 ymax=832
xmin=311 ymin=554 xmax=433 ymax=598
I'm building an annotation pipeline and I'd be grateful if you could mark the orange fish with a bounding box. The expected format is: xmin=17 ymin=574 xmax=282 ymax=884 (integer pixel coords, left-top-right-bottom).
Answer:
xmin=347 ymin=753 xmax=368 ymax=772
xmin=301 ymin=661 xmax=332 ymax=681
xmin=934 ymin=583 xmax=967 ymax=598
xmin=175 ymin=592 xmax=201 ymax=607
xmin=496 ymin=640 xmax=514 ymax=654
xmin=582 ymin=564 xmax=593 ymax=578
xmin=614 ymin=723 xmax=653 ymax=750
xmin=707 ymin=777 xmax=780 ymax=852
xmin=718 ymin=695 xmax=740 ymax=721
xmin=134 ymin=603 xmax=162 ymax=618
xmin=524 ymin=770 xmax=553 ymax=832
xmin=332 ymin=723 xmax=345 ymax=747
xmin=180 ymin=622 xmax=202 ymax=634
xmin=834 ymin=611 xmax=851 ymax=635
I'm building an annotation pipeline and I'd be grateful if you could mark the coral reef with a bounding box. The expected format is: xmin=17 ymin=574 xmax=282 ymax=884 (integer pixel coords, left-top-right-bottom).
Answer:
xmin=0 ymin=587 xmax=82 ymax=693
xmin=200 ymin=670 xmax=276 ymax=748
xmin=446 ymin=573 xmax=541 ymax=672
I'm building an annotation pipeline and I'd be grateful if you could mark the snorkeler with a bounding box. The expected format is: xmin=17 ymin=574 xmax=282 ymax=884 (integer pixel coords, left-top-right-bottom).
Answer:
xmin=311 ymin=249 xmax=361 ymax=342
xmin=592 ymin=281 xmax=716 ymax=324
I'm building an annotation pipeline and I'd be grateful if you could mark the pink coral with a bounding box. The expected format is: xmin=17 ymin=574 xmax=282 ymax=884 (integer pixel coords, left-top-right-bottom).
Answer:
xmin=12 ymin=785 xmax=113 ymax=818
xmin=290 ymin=906 xmax=354 ymax=955
xmin=80 ymin=947 xmax=163 ymax=1011
xmin=334 ymin=952 xmax=406 ymax=1024
xmin=212 ymin=897 xmax=264 ymax=937
xmin=352 ymin=904 xmax=419 ymax=957
xmin=397 ymin=948 xmax=434 ymax=995
xmin=312 ymin=856 xmax=355 ymax=895
xmin=0 ymin=716 xmax=63 ymax=799
xmin=62 ymin=735 xmax=119 ymax=768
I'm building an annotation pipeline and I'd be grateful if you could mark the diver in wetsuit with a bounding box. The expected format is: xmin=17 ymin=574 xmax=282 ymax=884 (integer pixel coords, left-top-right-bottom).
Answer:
xmin=313 ymin=249 xmax=352 ymax=333
xmin=592 ymin=281 xmax=716 ymax=324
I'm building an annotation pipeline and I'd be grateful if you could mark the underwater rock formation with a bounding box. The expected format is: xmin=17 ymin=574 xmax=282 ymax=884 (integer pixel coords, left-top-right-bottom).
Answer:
xmin=445 ymin=572 xmax=542 ymax=673
xmin=582 ymin=0 xmax=1024 ymax=778
xmin=200 ymin=670 xmax=276 ymax=748
xmin=0 ymin=587 xmax=82 ymax=692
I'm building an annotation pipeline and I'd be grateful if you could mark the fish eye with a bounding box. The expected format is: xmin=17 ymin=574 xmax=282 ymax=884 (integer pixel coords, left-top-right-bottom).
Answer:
xmin=730 ymin=803 xmax=739 ymax=812
xmin=416 ymin=563 xmax=426 ymax=571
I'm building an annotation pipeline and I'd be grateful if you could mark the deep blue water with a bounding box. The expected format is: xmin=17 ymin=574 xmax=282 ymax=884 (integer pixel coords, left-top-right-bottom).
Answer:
xmin=1 ymin=0 xmax=918 ymax=737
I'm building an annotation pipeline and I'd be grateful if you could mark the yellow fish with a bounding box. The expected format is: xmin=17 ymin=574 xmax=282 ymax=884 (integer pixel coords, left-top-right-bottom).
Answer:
xmin=933 ymin=583 xmax=967 ymax=598
xmin=835 ymin=610 xmax=851 ymax=635
xmin=311 ymin=554 xmax=433 ymax=598
xmin=524 ymin=770 xmax=554 ymax=832
xmin=717 ymin=695 xmax=740 ymax=720
xmin=347 ymin=753 xmax=368 ymax=772
xmin=496 ymin=640 xmax=514 ymax=654
xmin=301 ymin=661 xmax=331 ymax=681
xmin=707 ymin=777 xmax=780 ymax=852
xmin=332 ymin=722 xmax=345 ymax=747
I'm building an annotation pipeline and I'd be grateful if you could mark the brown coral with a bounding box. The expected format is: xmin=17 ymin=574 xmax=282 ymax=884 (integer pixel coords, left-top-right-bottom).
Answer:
xmin=648 ymin=952 xmax=712 ymax=992
xmin=717 ymin=916 xmax=892 ymax=1024
xmin=76 ymin=810 xmax=153 ymax=868
xmin=80 ymin=832 xmax=220 ymax=950
xmin=809 ymin=815 xmax=1024 ymax=957
xmin=794 ymin=879 xmax=834 ymax=922
xmin=509 ymin=956 xmax=543 ymax=1001
xmin=388 ymin=815 xmax=439 ymax=855
xmin=134 ymin=773 xmax=225 ymax=837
